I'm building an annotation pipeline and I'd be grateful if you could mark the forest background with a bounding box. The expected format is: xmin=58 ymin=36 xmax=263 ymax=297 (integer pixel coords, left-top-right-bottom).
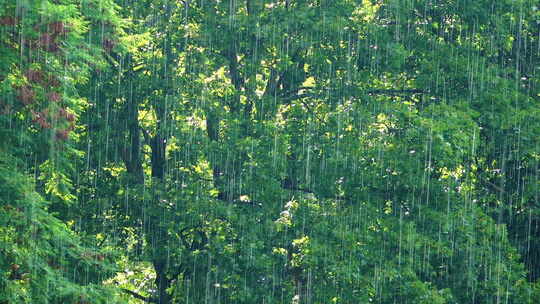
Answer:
xmin=0 ymin=0 xmax=539 ymax=303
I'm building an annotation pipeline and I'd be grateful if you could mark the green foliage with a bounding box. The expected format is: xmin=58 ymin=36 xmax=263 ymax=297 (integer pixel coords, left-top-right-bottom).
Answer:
xmin=0 ymin=154 xmax=121 ymax=303
xmin=1 ymin=0 xmax=539 ymax=303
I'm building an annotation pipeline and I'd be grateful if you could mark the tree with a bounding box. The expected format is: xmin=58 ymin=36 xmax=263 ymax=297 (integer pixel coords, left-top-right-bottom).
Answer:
xmin=2 ymin=0 xmax=539 ymax=303
xmin=0 ymin=0 xmax=124 ymax=302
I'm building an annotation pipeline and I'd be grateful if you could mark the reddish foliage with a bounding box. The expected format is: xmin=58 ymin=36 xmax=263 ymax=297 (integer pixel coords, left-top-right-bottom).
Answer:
xmin=55 ymin=129 xmax=69 ymax=141
xmin=39 ymin=33 xmax=60 ymax=52
xmin=0 ymin=16 xmax=17 ymax=26
xmin=58 ymin=107 xmax=67 ymax=118
xmin=41 ymin=120 xmax=51 ymax=129
xmin=49 ymin=44 xmax=60 ymax=52
xmin=37 ymin=118 xmax=51 ymax=129
xmin=66 ymin=112 xmax=75 ymax=122
xmin=48 ymin=76 xmax=61 ymax=88
xmin=58 ymin=108 xmax=76 ymax=124
xmin=25 ymin=69 xmax=44 ymax=83
xmin=48 ymin=91 xmax=61 ymax=102
xmin=31 ymin=110 xmax=52 ymax=129
xmin=17 ymin=86 xmax=35 ymax=105
xmin=39 ymin=33 xmax=52 ymax=47
xmin=102 ymin=38 xmax=115 ymax=53
xmin=30 ymin=110 xmax=39 ymax=120
xmin=48 ymin=21 xmax=67 ymax=35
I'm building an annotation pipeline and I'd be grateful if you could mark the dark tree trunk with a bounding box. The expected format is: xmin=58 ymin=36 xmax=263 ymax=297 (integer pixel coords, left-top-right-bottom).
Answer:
xmin=150 ymin=133 xmax=166 ymax=180
xmin=123 ymin=83 xmax=144 ymax=184
xmin=154 ymin=259 xmax=172 ymax=304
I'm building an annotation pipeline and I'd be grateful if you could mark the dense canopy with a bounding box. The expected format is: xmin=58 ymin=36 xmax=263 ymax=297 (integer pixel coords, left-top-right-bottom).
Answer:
xmin=0 ymin=0 xmax=539 ymax=303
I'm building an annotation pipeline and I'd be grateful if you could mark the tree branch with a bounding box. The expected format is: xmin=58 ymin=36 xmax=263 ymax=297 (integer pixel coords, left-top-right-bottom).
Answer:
xmin=281 ymin=88 xmax=427 ymax=102
xmin=280 ymin=178 xmax=317 ymax=194
xmin=121 ymin=288 xmax=157 ymax=303
xmin=485 ymin=180 xmax=505 ymax=193
xmin=366 ymin=89 xmax=427 ymax=95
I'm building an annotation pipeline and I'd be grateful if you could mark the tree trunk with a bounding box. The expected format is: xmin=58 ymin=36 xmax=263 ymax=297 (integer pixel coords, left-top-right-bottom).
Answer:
xmin=154 ymin=259 xmax=172 ymax=304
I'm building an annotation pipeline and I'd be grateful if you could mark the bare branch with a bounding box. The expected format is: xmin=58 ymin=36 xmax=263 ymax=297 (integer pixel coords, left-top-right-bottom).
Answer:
xmin=485 ymin=180 xmax=505 ymax=193
xmin=121 ymin=288 xmax=157 ymax=303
